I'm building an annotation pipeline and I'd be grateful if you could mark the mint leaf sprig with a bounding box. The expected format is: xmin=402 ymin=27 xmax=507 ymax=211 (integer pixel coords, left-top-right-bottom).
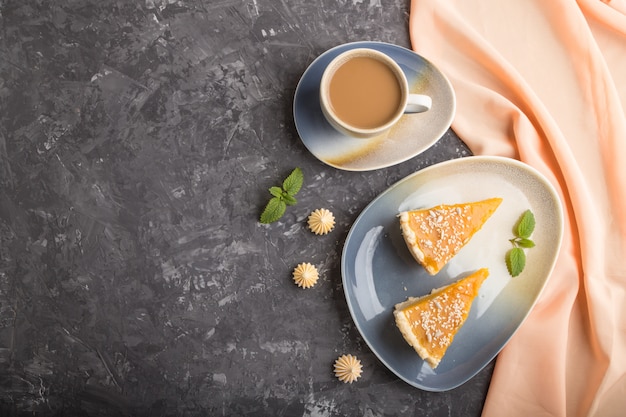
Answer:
xmin=505 ymin=209 xmax=536 ymax=277
xmin=260 ymin=168 xmax=304 ymax=224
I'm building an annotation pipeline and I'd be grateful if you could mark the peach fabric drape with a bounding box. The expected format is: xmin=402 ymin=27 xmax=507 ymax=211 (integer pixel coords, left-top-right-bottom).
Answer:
xmin=409 ymin=0 xmax=626 ymax=416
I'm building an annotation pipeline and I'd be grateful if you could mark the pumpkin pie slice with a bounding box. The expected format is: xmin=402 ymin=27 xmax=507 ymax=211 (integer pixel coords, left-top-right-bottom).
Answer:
xmin=394 ymin=268 xmax=489 ymax=368
xmin=399 ymin=198 xmax=502 ymax=275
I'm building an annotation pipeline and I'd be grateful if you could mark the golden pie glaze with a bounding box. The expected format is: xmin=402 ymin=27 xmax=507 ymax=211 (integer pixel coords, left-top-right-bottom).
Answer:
xmin=394 ymin=268 xmax=489 ymax=368
xmin=399 ymin=198 xmax=502 ymax=275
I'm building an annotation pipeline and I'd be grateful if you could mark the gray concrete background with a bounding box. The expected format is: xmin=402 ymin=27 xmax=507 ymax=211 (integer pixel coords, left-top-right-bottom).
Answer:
xmin=0 ymin=1 xmax=492 ymax=415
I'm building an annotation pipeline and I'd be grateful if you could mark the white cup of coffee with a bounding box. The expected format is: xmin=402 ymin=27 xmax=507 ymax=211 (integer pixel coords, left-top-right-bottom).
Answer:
xmin=319 ymin=48 xmax=432 ymax=138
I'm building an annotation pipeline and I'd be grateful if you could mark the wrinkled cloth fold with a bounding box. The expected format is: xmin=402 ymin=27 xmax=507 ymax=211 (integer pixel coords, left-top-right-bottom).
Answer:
xmin=409 ymin=1 xmax=626 ymax=416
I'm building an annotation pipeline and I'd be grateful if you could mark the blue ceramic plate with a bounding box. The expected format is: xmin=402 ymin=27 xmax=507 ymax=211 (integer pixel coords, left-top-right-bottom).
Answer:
xmin=293 ymin=42 xmax=455 ymax=171
xmin=341 ymin=156 xmax=563 ymax=391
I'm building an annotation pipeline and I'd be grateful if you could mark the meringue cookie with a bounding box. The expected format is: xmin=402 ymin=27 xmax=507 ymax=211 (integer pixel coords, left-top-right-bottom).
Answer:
xmin=292 ymin=262 xmax=319 ymax=289
xmin=333 ymin=354 xmax=363 ymax=383
xmin=308 ymin=208 xmax=335 ymax=235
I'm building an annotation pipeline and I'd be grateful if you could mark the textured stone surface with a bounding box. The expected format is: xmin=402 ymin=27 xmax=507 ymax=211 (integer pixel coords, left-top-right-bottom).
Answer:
xmin=0 ymin=0 xmax=492 ymax=415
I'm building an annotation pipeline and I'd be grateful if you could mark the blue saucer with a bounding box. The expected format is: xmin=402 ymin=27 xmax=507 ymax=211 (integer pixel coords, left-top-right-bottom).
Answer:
xmin=293 ymin=42 xmax=455 ymax=171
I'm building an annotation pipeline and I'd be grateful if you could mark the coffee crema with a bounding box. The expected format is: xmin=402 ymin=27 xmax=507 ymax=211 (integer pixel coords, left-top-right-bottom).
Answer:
xmin=328 ymin=56 xmax=403 ymax=130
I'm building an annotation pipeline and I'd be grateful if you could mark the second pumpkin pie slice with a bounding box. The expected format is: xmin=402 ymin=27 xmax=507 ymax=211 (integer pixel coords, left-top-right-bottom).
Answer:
xmin=394 ymin=268 xmax=489 ymax=368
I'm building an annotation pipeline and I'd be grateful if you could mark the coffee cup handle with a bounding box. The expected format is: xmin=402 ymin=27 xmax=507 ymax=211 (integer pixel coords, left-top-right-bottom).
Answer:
xmin=405 ymin=94 xmax=432 ymax=113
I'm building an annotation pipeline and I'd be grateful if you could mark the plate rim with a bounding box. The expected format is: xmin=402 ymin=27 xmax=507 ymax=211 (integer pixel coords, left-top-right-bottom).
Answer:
xmin=340 ymin=155 xmax=564 ymax=391
xmin=293 ymin=41 xmax=456 ymax=171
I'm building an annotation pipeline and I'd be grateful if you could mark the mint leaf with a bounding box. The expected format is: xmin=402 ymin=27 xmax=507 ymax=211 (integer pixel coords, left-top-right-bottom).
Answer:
xmin=506 ymin=209 xmax=536 ymax=277
xmin=282 ymin=167 xmax=303 ymax=196
xmin=282 ymin=193 xmax=297 ymax=206
xmin=515 ymin=237 xmax=536 ymax=248
xmin=506 ymin=247 xmax=526 ymax=277
xmin=269 ymin=186 xmax=283 ymax=198
xmin=259 ymin=167 xmax=304 ymax=224
xmin=516 ymin=209 xmax=536 ymax=239
xmin=260 ymin=197 xmax=286 ymax=224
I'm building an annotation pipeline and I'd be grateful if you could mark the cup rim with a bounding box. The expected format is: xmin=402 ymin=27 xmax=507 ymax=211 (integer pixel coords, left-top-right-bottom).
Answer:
xmin=319 ymin=48 xmax=409 ymax=138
